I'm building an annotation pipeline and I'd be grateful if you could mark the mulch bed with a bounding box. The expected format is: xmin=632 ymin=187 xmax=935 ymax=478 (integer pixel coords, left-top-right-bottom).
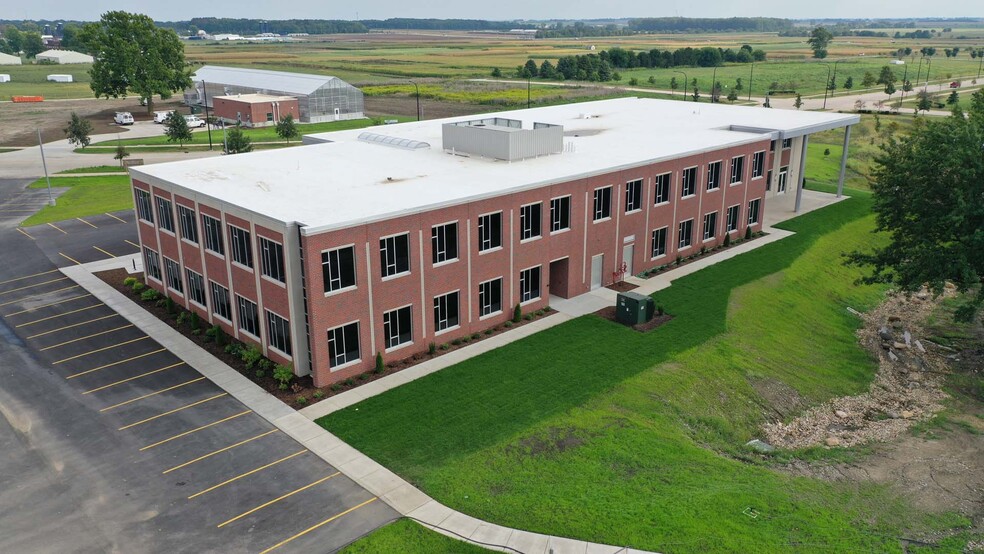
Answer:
xmin=593 ymin=306 xmax=674 ymax=333
xmin=95 ymin=268 xmax=556 ymax=408
xmin=606 ymin=280 xmax=639 ymax=292
xmin=642 ymin=232 xmax=766 ymax=279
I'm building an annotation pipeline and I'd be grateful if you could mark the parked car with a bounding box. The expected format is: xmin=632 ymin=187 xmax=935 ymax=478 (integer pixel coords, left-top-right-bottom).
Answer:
xmin=184 ymin=115 xmax=206 ymax=128
xmin=114 ymin=112 xmax=134 ymax=125
xmin=153 ymin=110 xmax=175 ymax=123
xmin=949 ymin=81 xmax=960 ymax=89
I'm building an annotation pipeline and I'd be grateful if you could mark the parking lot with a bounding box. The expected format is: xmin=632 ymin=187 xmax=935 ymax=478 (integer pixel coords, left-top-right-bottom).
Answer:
xmin=0 ymin=179 xmax=396 ymax=553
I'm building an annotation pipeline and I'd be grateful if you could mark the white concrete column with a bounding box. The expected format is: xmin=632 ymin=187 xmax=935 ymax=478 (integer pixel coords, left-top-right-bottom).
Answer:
xmin=837 ymin=125 xmax=851 ymax=198
xmin=794 ymin=135 xmax=810 ymax=213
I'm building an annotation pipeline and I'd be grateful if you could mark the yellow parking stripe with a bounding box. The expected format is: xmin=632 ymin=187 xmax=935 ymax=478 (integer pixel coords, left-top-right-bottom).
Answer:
xmin=100 ymin=377 xmax=206 ymax=412
xmin=93 ymin=246 xmax=116 ymax=258
xmin=0 ymin=284 xmax=79 ymax=308
xmin=81 ymin=361 xmax=183 ymax=394
xmin=16 ymin=228 xmax=35 ymax=240
xmin=66 ymin=347 xmax=166 ymax=378
xmin=105 ymin=213 xmax=127 ymax=223
xmin=0 ymin=268 xmax=58 ymax=286
xmin=59 ymin=252 xmax=82 ymax=265
xmin=47 ymin=222 xmax=67 ymax=235
xmin=139 ymin=410 xmax=252 ymax=451
xmin=0 ymin=276 xmax=69 ymax=296
xmin=6 ymin=293 xmax=92 ymax=316
xmin=51 ymin=336 xmax=148 ymax=364
xmin=16 ymin=304 xmax=103 ymax=327
xmin=118 ymin=393 xmax=228 ymax=430
xmin=77 ymin=218 xmax=98 ymax=229
xmin=187 ymin=450 xmax=305 ymax=499
xmin=162 ymin=430 xmax=278 ymax=474
xmin=124 ymin=239 xmax=140 ymax=248
xmin=258 ymin=498 xmax=379 ymax=554
xmin=39 ymin=324 xmax=134 ymax=351
xmin=26 ymin=313 xmax=117 ymax=339
xmin=217 ymin=473 xmax=341 ymax=528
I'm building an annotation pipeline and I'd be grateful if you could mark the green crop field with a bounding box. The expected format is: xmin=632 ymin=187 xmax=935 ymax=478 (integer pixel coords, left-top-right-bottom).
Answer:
xmin=0 ymin=63 xmax=93 ymax=99
xmin=320 ymin=192 xmax=973 ymax=553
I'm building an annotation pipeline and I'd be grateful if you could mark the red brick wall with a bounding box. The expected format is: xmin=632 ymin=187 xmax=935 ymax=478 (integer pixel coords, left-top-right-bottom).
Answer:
xmin=213 ymin=97 xmax=299 ymax=127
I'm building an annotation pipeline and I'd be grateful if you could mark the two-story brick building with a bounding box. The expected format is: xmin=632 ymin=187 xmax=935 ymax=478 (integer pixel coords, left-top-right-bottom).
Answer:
xmin=129 ymin=98 xmax=857 ymax=387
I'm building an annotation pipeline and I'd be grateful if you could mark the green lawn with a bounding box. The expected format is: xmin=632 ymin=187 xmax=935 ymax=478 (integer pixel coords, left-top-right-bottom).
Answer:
xmin=21 ymin=175 xmax=132 ymax=226
xmin=805 ymin=114 xmax=916 ymax=191
xmin=340 ymin=519 xmax=490 ymax=553
xmin=57 ymin=165 xmax=127 ymax=174
xmin=320 ymin=191 xmax=972 ymax=553
xmin=0 ymin=63 xmax=94 ymax=99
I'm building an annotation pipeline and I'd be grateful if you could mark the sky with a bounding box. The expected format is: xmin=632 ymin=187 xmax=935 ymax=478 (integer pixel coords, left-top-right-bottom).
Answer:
xmin=6 ymin=0 xmax=981 ymax=22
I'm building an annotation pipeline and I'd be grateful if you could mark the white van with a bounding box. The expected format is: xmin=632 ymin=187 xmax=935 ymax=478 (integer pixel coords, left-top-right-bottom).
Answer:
xmin=114 ymin=112 xmax=134 ymax=125
xmin=153 ymin=110 xmax=175 ymax=123
xmin=184 ymin=115 xmax=206 ymax=128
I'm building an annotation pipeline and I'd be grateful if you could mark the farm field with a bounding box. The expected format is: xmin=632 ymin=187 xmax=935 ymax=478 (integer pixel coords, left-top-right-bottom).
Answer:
xmin=318 ymin=192 xmax=974 ymax=553
xmin=0 ymin=63 xmax=93 ymax=99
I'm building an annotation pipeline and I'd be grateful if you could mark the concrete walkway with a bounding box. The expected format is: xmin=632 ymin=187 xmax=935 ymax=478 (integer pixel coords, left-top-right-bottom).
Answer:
xmin=61 ymin=256 xmax=656 ymax=554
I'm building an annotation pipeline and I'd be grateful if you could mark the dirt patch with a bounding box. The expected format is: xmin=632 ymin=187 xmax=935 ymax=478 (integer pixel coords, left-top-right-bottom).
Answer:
xmin=0 ymin=97 xmax=183 ymax=147
xmin=605 ymin=280 xmax=638 ymax=292
xmin=96 ymin=268 xmax=555 ymax=407
xmin=749 ymin=377 xmax=806 ymax=420
xmin=507 ymin=426 xmax=586 ymax=458
xmin=593 ymin=305 xmax=674 ymax=333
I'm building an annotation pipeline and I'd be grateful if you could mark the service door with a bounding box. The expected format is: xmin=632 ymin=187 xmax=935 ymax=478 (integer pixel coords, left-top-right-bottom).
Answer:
xmin=590 ymin=254 xmax=604 ymax=290
xmin=778 ymin=167 xmax=788 ymax=194
xmin=622 ymin=244 xmax=634 ymax=277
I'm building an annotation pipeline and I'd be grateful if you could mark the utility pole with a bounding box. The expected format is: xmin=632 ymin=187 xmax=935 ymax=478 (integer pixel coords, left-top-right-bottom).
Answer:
xmin=748 ymin=63 xmax=754 ymax=101
xmin=409 ymin=80 xmax=420 ymax=121
xmin=37 ymin=128 xmax=55 ymax=206
xmin=201 ymin=80 xmax=213 ymax=150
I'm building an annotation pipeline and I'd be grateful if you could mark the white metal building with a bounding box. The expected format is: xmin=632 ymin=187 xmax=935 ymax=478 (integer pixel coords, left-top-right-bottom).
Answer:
xmin=0 ymin=52 xmax=22 ymax=65
xmin=35 ymin=49 xmax=94 ymax=64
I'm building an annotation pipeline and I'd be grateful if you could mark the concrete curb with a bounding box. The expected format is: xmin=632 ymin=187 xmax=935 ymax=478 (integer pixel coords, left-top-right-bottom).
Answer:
xmin=61 ymin=257 xmax=655 ymax=554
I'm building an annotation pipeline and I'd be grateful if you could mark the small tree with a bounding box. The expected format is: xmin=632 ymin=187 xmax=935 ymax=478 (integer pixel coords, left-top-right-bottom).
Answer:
xmin=843 ymin=76 xmax=854 ymax=90
xmin=734 ymin=77 xmax=743 ymax=91
xmin=647 ymin=75 xmax=656 ymax=84
xmin=628 ymin=77 xmax=638 ymax=86
xmin=794 ymin=94 xmax=803 ymax=109
xmin=163 ymin=111 xmax=192 ymax=147
xmin=273 ymin=363 xmax=293 ymax=390
xmin=490 ymin=67 xmax=501 ymax=78
xmin=375 ymin=352 xmax=385 ymax=374
xmin=807 ymin=26 xmax=833 ymax=59
xmin=524 ymin=59 xmax=538 ymax=79
xmin=691 ymin=86 xmax=700 ymax=102
xmin=884 ymin=82 xmax=897 ymax=97
xmin=114 ymin=143 xmax=130 ymax=166
xmin=669 ymin=76 xmax=678 ymax=94
xmin=916 ymin=89 xmax=933 ymax=113
xmin=861 ymin=71 xmax=877 ymax=88
xmin=225 ymin=125 xmax=253 ymax=154
xmin=275 ymin=113 xmax=299 ymax=144
xmin=513 ymin=304 xmax=522 ymax=323
xmin=63 ymin=112 xmax=93 ymax=149
xmin=947 ymin=90 xmax=959 ymax=105
xmin=727 ymin=88 xmax=739 ymax=103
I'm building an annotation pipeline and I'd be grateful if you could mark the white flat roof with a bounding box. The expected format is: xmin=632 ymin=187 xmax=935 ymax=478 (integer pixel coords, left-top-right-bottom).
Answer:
xmin=131 ymin=98 xmax=858 ymax=235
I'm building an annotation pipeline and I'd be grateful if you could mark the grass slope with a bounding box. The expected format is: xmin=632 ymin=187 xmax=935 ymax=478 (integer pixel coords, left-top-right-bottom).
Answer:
xmin=321 ymin=192 xmax=969 ymax=553
xmin=57 ymin=165 xmax=126 ymax=174
xmin=21 ymin=175 xmax=132 ymax=226
xmin=341 ymin=520 xmax=490 ymax=553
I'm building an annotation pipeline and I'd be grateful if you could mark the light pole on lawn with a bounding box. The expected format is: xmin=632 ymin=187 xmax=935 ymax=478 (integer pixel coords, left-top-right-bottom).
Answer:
xmin=674 ymin=70 xmax=688 ymax=101
xmin=830 ymin=59 xmax=843 ymax=100
xmin=748 ymin=62 xmax=754 ymax=101
xmin=819 ymin=62 xmax=831 ymax=110
xmin=409 ymin=80 xmax=420 ymax=121
xmin=711 ymin=66 xmax=717 ymax=102
xmin=201 ymin=80 xmax=213 ymax=150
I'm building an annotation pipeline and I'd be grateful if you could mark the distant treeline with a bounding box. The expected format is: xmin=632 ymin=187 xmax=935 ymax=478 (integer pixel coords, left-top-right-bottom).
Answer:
xmin=158 ymin=18 xmax=367 ymax=35
xmin=360 ymin=19 xmax=533 ymax=31
xmin=627 ymin=17 xmax=794 ymax=33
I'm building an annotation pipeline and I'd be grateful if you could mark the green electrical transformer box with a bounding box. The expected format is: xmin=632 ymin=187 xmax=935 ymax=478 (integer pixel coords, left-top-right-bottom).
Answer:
xmin=616 ymin=291 xmax=655 ymax=325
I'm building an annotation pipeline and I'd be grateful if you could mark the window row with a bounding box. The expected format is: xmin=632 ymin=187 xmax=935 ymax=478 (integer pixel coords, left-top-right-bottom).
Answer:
xmin=647 ymin=199 xmax=761 ymax=259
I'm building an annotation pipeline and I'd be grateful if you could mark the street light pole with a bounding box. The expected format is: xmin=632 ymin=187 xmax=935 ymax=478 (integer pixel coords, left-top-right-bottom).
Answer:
xmin=201 ymin=80 xmax=213 ymax=151
xmin=830 ymin=59 xmax=842 ymax=100
xmin=900 ymin=63 xmax=909 ymax=103
xmin=820 ymin=62 xmax=831 ymax=110
xmin=674 ymin=70 xmax=688 ymax=101
xmin=748 ymin=62 xmax=754 ymax=101
xmin=711 ymin=66 xmax=717 ymax=102
xmin=409 ymin=80 xmax=420 ymax=121
xmin=527 ymin=75 xmax=531 ymax=109
xmin=37 ymin=128 xmax=55 ymax=206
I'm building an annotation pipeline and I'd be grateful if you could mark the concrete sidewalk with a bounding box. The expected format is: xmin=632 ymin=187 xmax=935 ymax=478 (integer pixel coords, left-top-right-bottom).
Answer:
xmin=62 ymin=256 xmax=656 ymax=554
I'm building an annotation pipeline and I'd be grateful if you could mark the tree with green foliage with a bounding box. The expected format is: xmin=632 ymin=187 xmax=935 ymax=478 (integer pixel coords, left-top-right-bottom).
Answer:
xmin=794 ymin=94 xmax=803 ymax=109
xmin=884 ymin=82 xmax=896 ymax=97
xmin=843 ymin=76 xmax=854 ymax=90
xmin=726 ymin=88 xmax=738 ymax=102
xmin=22 ymin=32 xmax=43 ymax=58
xmin=861 ymin=71 xmax=877 ymax=88
xmin=275 ymin=113 xmax=299 ymax=144
xmin=807 ymin=26 xmax=833 ymax=59
xmin=63 ymin=112 xmax=93 ymax=149
xmin=60 ymin=24 xmax=81 ymax=50
xmin=0 ymin=37 xmax=10 ymax=55
xmin=946 ymin=90 xmax=959 ymax=105
xmin=78 ymin=11 xmax=192 ymax=113
xmin=114 ymin=142 xmax=130 ymax=167
xmin=490 ymin=67 xmax=501 ymax=78
xmin=539 ymin=59 xmax=556 ymax=79
xmin=847 ymin=89 xmax=984 ymax=322
xmin=225 ymin=125 xmax=253 ymax=154
xmin=4 ymin=27 xmax=23 ymax=53
xmin=163 ymin=111 xmax=192 ymax=147
xmin=877 ymin=65 xmax=897 ymax=86
xmin=915 ymin=89 xmax=933 ymax=113
xmin=523 ymin=59 xmax=538 ymax=79
xmin=647 ymin=75 xmax=656 ymax=85
xmin=734 ymin=77 xmax=743 ymax=91
xmin=669 ymin=76 xmax=678 ymax=94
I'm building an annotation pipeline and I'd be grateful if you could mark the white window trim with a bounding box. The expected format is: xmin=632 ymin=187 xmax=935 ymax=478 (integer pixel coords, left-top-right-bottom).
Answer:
xmin=751 ymin=150 xmax=766 ymax=180
xmin=654 ymin=172 xmax=672 ymax=206
xmin=321 ymin=243 xmax=358 ymax=295
xmin=678 ymin=219 xmax=694 ymax=251
xmin=382 ymin=303 xmax=414 ymax=351
xmin=478 ymin=277 xmax=503 ymax=319
xmin=726 ymin=204 xmax=741 ymax=233
xmin=327 ymin=318 xmax=362 ymax=373
xmin=730 ymin=156 xmax=744 ymax=186
xmin=381 ymin=271 xmax=411 ymax=282
xmin=478 ymin=310 xmax=503 ymax=321
xmin=433 ymin=325 xmax=460 ymax=337
xmin=549 ymin=228 xmax=571 ymax=237
xmin=518 ymin=265 xmax=542 ymax=305
xmin=267 ymin=346 xmax=293 ymax=361
xmin=261 ymin=274 xmax=287 ymax=288
xmin=477 ymin=211 xmax=503 ymax=253
xmin=650 ymin=226 xmax=668 ymax=261
xmin=329 ymin=358 xmax=362 ymax=372
xmin=258 ymin=236 xmax=286 ymax=283
xmin=519 ymin=201 xmax=542 ymax=242
xmin=702 ymin=211 xmax=718 ymax=242
xmin=625 ymin=178 xmax=643 ymax=214
xmin=430 ymin=220 xmax=460 ymax=267
xmin=181 ymin=237 xmax=199 ymax=247
xmin=549 ymin=194 xmax=572 ymax=233
xmin=265 ymin=308 xmax=293 ymax=359
xmin=155 ymin=195 xmax=174 ymax=233
xmin=236 ymin=295 xmax=260 ymax=338
xmin=681 ymin=166 xmax=698 ymax=198
xmin=231 ymin=260 xmax=254 ymax=273
xmin=379 ymin=232 xmax=411 ymax=279
xmin=433 ymin=289 xmax=461 ymax=335
xmin=592 ymin=185 xmax=613 ymax=222
xmin=706 ymin=160 xmax=723 ymax=191
xmin=478 ymin=246 xmax=502 ymax=256
xmin=228 ymin=223 xmax=253 ymax=269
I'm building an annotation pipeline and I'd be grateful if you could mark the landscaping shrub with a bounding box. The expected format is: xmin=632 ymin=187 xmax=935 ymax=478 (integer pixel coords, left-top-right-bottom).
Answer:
xmin=375 ymin=352 xmax=385 ymax=374
xmin=164 ymin=296 xmax=177 ymax=315
xmin=657 ymin=304 xmax=665 ymax=316
xmin=513 ymin=304 xmax=522 ymax=323
xmin=524 ymin=314 xmax=533 ymax=321
xmin=214 ymin=325 xmax=227 ymax=347
xmin=745 ymin=227 xmax=752 ymax=240
xmin=471 ymin=333 xmax=480 ymax=340
xmin=225 ymin=343 xmax=244 ymax=357
xmin=255 ymin=369 xmax=265 ymax=379
xmin=189 ymin=311 xmax=200 ymax=331
xmin=241 ymin=345 xmax=263 ymax=369
xmin=675 ymin=255 xmax=683 ymax=266
xmin=504 ymin=321 xmax=513 ymax=328
xmin=140 ymin=288 xmax=159 ymax=301
xmin=273 ymin=363 xmax=293 ymax=390
xmin=358 ymin=373 xmax=369 ymax=381
xmin=428 ymin=342 xmax=437 ymax=356
xmin=331 ymin=383 xmax=344 ymax=392
xmin=700 ymin=245 xmax=707 ymax=255
xmin=132 ymin=282 xmax=145 ymax=292
xmin=461 ymin=335 xmax=470 ymax=343
xmin=296 ymin=396 xmax=308 ymax=405
xmin=176 ymin=311 xmax=189 ymax=326
xmin=123 ymin=277 xmax=137 ymax=287
xmin=451 ymin=338 xmax=462 ymax=346
xmin=440 ymin=343 xmax=450 ymax=350
xmin=313 ymin=390 xmax=325 ymax=399
xmin=259 ymin=358 xmax=273 ymax=371
xmin=724 ymin=234 xmax=731 ymax=247
xmin=484 ymin=329 xmax=494 ymax=335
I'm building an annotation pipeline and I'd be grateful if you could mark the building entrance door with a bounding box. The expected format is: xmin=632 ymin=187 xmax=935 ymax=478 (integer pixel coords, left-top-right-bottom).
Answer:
xmin=590 ymin=254 xmax=604 ymax=290
xmin=622 ymin=244 xmax=634 ymax=277
xmin=549 ymin=258 xmax=570 ymax=299
xmin=334 ymin=107 xmax=340 ymax=120
xmin=778 ymin=167 xmax=788 ymax=194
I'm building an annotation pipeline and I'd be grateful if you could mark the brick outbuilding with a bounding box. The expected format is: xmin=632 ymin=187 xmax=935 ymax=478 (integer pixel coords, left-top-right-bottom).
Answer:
xmin=212 ymin=93 xmax=299 ymax=128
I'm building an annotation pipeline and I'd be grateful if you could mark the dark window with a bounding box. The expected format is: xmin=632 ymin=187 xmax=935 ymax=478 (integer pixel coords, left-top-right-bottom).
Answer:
xmin=766 ymin=169 xmax=773 ymax=191
xmin=703 ymin=212 xmax=718 ymax=240
xmin=770 ymin=139 xmax=777 ymax=151
xmin=593 ymin=186 xmax=612 ymax=221
xmin=782 ymin=138 xmax=792 ymax=149
xmin=383 ymin=305 xmax=412 ymax=349
xmin=135 ymin=189 xmax=154 ymax=223
xmin=707 ymin=161 xmax=722 ymax=190
xmin=322 ymin=246 xmax=356 ymax=293
xmin=550 ymin=196 xmax=570 ymax=232
xmin=178 ymin=205 xmax=198 ymax=243
xmin=237 ymin=295 xmax=259 ymax=337
xmin=202 ymin=215 xmax=224 ymax=255
xmin=478 ymin=212 xmax=502 ymax=252
xmin=431 ymin=222 xmax=458 ymax=264
xmin=651 ymin=227 xmax=667 ymax=258
xmin=681 ymin=167 xmax=697 ymax=197
xmin=380 ymin=233 xmax=410 ymax=277
xmin=479 ymin=278 xmax=502 ymax=316
xmin=163 ymin=257 xmax=183 ymax=293
xmin=328 ymin=322 xmax=360 ymax=367
xmin=678 ymin=219 xmax=693 ymax=249
xmin=266 ymin=112 xmax=274 ymax=122
xmin=654 ymin=173 xmax=671 ymax=204
xmin=266 ymin=310 xmax=292 ymax=356
xmin=229 ymin=225 xmax=253 ymax=268
xmin=726 ymin=205 xmax=740 ymax=232
xmin=625 ymin=179 xmax=642 ymax=212
xmin=519 ymin=266 xmax=541 ymax=303
xmin=520 ymin=203 xmax=542 ymax=241
xmin=156 ymin=196 xmax=174 ymax=232
xmin=143 ymin=247 xmax=161 ymax=280
xmin=748 ymin=199 xmax=761 ymax=225
xmin=752 ymin=151 xmax=766 ymax=178
xmin=186 ymin=269 xmax=206 ymax=306
xmin=210 ymin=281 xmax=232 ymax=320
xmin=433 ymin=291 xmax=459 ymax=332
xmin=259 ymin=237 xmax=285 ymax=283
xmin=730 ymin=156 xmax=745 ymax=184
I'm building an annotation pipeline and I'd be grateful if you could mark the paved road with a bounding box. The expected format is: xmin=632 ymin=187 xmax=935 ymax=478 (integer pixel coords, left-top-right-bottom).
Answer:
xmin=0 ymin=179 xmax=396 ymax=553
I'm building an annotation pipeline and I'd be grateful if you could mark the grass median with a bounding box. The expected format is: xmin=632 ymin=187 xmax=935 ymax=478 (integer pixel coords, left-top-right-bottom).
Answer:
xmin=320 ymin=190 xmax=971 ymax=553
xmin=21 ymin=174 xmax=132 ymax=226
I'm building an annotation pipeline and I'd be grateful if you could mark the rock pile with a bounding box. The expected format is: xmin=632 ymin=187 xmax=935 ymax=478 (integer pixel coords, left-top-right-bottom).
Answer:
xmin=761 ymin=287 xmax=952 ymax=449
